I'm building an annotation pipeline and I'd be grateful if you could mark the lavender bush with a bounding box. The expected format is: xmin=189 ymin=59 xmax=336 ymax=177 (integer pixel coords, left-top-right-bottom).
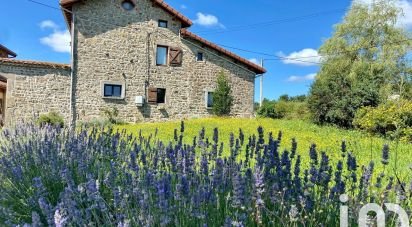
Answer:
xmin=0 ymin=123 xmax=409 ymax=226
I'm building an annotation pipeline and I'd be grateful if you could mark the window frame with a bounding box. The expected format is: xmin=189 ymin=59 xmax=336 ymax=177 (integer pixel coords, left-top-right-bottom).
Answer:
xmin=158 ymin=20 xmax=168 ymax=28
xmin=156 ymin=45 xmax=168 ymax=66
xmin=205 ymin=91 xmax=214 ymax=109
xmin=197 ymin=52 xmax=204 ymax=62
xmin=101 ymin=81 xmax=125 ymax=100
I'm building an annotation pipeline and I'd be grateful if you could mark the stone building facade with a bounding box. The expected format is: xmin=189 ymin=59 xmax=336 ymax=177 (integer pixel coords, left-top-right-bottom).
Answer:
xmin=0 ymin=0 xmax=266 ymax=126
xmin=0 ymin=59 xmax=71 ymax=125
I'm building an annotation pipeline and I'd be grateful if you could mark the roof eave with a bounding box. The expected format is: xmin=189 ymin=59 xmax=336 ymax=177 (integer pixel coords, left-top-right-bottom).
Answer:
xmin=180 ymin=29 xmax=267 ymax=74
xmin=0 ymin=44 xmax=17 ymax=58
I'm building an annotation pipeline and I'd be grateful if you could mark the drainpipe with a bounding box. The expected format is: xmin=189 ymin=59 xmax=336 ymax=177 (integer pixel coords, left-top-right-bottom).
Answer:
xmin=69 ymin=11 xmax=77 ymax=129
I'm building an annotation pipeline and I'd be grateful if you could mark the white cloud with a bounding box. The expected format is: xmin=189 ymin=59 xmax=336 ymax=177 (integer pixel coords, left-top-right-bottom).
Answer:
xmin=287 ymin=73 xmax=317 ymax=83
xmin=249 ymin=58 xmax=260 ymax=65
xmin=40 ymin=20 xmax=59 ymax=30
xmin=355 ymin=0 xmax=412 ymax=28
xmin=180 ymin=4 xmax=187 ymax=10
xmin=193 ymin=12 xmax=225 ymax=28
xmin=278 ymin=48 xmax=322 ymax=66
xmin=39 ymin=20 xmax=71 ymax=53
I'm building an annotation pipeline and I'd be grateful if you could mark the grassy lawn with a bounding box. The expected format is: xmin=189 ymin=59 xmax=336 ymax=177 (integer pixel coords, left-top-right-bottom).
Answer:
xmin=117 ymin=117 xmax=412 ymax=179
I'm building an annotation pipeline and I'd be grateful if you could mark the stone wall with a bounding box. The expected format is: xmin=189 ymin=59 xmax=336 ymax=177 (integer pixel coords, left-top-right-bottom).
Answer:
xmin=0 ymin=62 xmax=71 ymax=125
xmin=72 ymin=0 xmax=256 ymax=123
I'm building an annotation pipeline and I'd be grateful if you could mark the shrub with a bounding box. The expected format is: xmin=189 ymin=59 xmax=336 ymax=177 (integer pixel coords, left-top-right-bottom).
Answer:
xmin=0 ymin=124 xmax=406 ymax=226
xmin=275 ymin=100 xmax=310 ymax=120
xmin=36 ymin=111 xmax=64 ymax=128
xmin=212 ymin=71 xmax=233 ymax=116
xmin=257 ymin=99 xmax=310 ymax=120
xmin=308 ymin=74 xmax=381 ymax=128
xmin=257 ymin=99 xmax=279 ymax=118
xmin=101 ymin=107 xmax=126 ymax=125
xmin=353 ymin=100 xmax=412 ymax=142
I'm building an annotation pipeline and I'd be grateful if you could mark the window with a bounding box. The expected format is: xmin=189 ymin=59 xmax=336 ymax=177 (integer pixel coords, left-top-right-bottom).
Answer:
xmin=156 ymin=46 xmax=168 ymax=65
xmin=157 ymin=88 xmax=166 ymax=104
xmin=206 ymin=91 xmax=214 ymax=108
xmin=104 ymin=84 xmax=122 ymax=98
xmin=101 ymin=81 xmax=125 ymax=99
xmin=148 ymin=87 xmax=166 ymax=104
xmin=197 ymin=52 xmax=204 ymax=61
xmin=158 ymin=20 xmax=168 ymax=28
xmin=121 ymin=0 xmax=135 ymax=11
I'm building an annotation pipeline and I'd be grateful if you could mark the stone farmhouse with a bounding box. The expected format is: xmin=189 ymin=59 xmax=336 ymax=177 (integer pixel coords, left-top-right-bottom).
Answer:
xmin=0 ymin=0 xmax=266 ymax=126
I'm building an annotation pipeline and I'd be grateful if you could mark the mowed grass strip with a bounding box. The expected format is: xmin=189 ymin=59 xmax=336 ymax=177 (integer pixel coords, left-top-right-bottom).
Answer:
xmin=116 ymin=118 xmax=412 ymax=178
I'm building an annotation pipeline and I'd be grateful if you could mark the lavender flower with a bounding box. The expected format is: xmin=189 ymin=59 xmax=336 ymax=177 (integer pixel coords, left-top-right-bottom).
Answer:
xmin=180 ymin=121 xmax=185 ymax=133
xmin=239 ymin=129 xmax=244 ymax=146
xmin=213 ymin=128 xmax=219 ymax=144
xmin=54 ymin=209 xmax=67 ymax=227
xmin=309 ymin=144 xmax=318 ymax=165
xmin=381 ymin=144 xmax=389 ymax=165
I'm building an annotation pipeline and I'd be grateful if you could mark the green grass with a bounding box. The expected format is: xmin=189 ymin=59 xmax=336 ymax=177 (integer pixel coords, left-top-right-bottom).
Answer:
xmin=116 ymin=117 xmax=412 ymax=179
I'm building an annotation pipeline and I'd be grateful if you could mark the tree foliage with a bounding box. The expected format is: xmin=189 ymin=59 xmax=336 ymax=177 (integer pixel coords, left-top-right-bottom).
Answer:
xmin=212 ymin=71 xmax=233 ymax=116
xmin=308 ymin=0 xmax=412 ymax=127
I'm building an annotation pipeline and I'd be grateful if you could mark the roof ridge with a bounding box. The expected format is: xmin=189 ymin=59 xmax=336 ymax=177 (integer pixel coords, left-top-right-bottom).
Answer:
xmin=60 ymin=0 xmax=192 ymax=28
xmin=0 ymin=58 xmax=71 ymax=69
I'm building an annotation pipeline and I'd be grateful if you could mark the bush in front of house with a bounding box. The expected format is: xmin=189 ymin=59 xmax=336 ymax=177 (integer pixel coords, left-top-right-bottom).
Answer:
xmin=0 ymin=123 xmax=408 ymax=226
xmin=353 ymin=100 xmax=412 ymax=142
xmin=212 ymin=71 xmax=233 ymax=116
xmin=36 ymin=111 xmax=64 ymax=128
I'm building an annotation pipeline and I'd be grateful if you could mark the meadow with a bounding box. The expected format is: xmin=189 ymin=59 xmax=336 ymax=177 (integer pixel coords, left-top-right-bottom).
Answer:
xmin=117 ymin=118 xmax=412 ymax=178
xmin=1 ymin=118 xmax=411 ymax=226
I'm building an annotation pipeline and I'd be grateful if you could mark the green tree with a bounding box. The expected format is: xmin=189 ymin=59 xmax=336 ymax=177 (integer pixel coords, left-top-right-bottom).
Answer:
xmin=308 ymin=0 xmax=412 ymax=127
xmin=212 ymin=71 xmax=233 ymax=116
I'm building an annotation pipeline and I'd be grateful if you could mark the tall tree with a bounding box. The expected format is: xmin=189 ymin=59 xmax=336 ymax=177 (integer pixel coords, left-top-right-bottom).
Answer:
xmin=308 ymin=0 xmax=412 ymax=127
xmin=213 ymin=71 xmax=233 ymax=116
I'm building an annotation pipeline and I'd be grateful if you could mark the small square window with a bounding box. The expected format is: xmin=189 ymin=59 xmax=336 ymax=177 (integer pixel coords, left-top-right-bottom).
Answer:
xmin=156 ymin=46 xmax=168 ymax=65
xmin=157 ymin=88 xmax=166 ymax=104
xmin=206 ymin=91 xmax=214 ymax=108
xmin=103 ymin=84 xmax=123 ymax=98
xmin=197 ymin=52 xmax=204 ymax=61
xmin=158 ymin=20 xmax=168 ymax=28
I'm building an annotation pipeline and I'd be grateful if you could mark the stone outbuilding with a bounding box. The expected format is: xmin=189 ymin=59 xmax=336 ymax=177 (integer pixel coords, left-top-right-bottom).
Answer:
xmin=0 ymin=0 xmax=266 ymax=126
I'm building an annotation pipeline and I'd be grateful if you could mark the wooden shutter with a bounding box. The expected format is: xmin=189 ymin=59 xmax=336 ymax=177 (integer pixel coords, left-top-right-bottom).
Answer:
xmin=169 ymin=47 xmax=183 ymax=66
xmin=148 ymin=87 xmax=158 ymax=104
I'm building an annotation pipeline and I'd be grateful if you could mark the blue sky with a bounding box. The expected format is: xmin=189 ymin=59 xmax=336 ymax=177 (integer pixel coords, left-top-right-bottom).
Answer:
xmin=1 ymin=0 xmax=412 ymax=100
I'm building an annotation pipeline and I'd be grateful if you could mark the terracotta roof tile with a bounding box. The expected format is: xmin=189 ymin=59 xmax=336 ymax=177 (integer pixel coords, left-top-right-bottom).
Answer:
xmin=0 ymin=58 xmax=71 ymax=69
xmin=0 ymin=44 xmax=17 ymax=58
xmin=180 ymin=29 xmax=266 ymax=74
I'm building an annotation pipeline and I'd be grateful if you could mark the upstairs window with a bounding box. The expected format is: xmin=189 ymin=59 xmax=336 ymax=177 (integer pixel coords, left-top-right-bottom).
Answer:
xmin=158 ymin=20 xmax=168 ymax=28
xmin=197 ymin=52 xmax=204 ymax=61
xmin=148 ymin=87 xmax=166 ymax=104
xmin=121 ymin=0 xmax=135 ymax=11
xmin=206 ymin=91 xmax=214 ymax=109
xmin=156 ymin=46 xmax=168 ymax=65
